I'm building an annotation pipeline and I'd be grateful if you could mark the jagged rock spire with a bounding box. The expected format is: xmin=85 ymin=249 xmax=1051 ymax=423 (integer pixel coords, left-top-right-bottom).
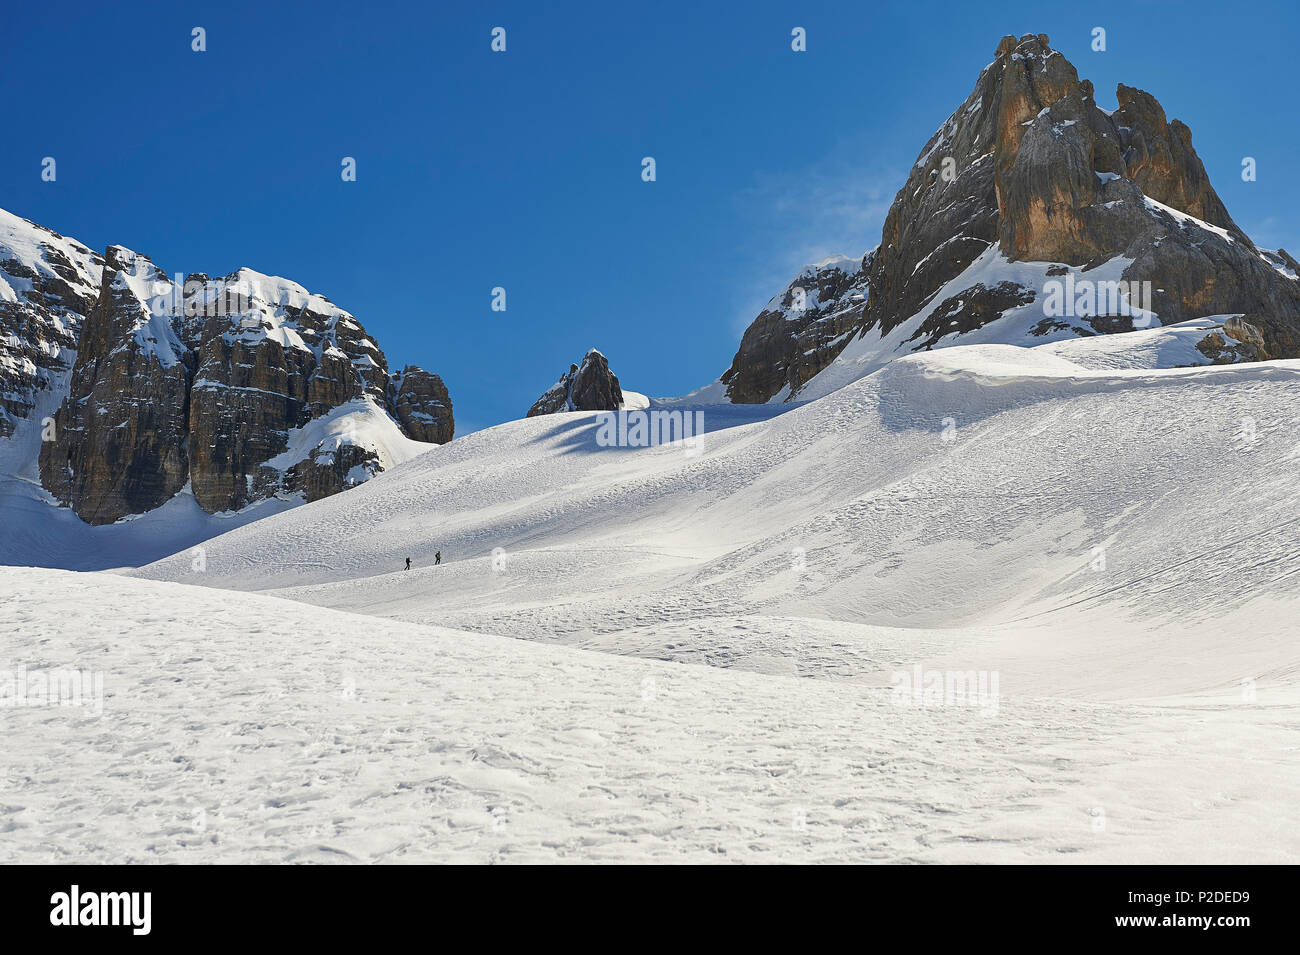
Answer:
xmin=526 ymin=348 xmax=625 ymax=417
xmin=718 ymin=32 xmax=1300 ymax=403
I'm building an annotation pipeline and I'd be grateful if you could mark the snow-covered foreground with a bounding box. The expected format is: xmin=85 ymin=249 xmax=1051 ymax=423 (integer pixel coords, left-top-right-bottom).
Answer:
xmin=5 ymin=337 xmax=1299 ymax=862
xmin=2 ymin=567 xmax=1296 ymax=864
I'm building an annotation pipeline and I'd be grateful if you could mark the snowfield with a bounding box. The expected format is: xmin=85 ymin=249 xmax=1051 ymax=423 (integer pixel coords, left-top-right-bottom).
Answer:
xmin=2 ymin=567 xmax=1296 ymax=864
xmin=3 ymin=335 xmax=1299 ymax=863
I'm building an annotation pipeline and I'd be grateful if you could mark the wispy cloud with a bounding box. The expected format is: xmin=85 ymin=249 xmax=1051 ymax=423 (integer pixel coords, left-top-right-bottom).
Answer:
xmin=1241 ymin=216 xmax=1300 ymax=255
xmin=741 ymin=167 xmax=898 ymax=264
xmin=724 ymin=152 xmax=902 ymax=334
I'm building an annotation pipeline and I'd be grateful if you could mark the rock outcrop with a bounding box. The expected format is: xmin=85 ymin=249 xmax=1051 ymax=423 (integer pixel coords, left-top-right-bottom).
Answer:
xmin=177 ymin=267 xmax=399 ymax=515
xmin=720 ymin=32 xmax=1300 ymax=402
xmin=527 ymin=349 xmax=624 ymax=416
xmin=388 ymin=366 xmax=454 ymax=444
xmin=0 ymin=215 xmax=457 ymax=525
xmin=719 ymin=254 xmax=870 ymax=404
xmin=39 ymin=248 xmax=193 ymax=522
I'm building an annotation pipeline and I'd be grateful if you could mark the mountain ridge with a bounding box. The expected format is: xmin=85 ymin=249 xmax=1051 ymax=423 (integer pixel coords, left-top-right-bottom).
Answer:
xmin=0 ymin=208 xmax=453 ymax=526
xmin=716 ymin=32 xmax=1300 ymax=405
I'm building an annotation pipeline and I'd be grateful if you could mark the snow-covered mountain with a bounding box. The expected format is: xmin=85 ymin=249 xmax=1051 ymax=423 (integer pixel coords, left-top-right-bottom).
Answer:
xmin=0 ymin=210 xmax=102 ymax=440
xmin=0 ymin=207 xmax=453 ymax=543
xmin=712 ymin=32 xmax=1300 ymax=405
xmin=34 ymin=324 xmax=1288 ymax=862
xmin=2 ymin=29 xmax=1298 ymax=865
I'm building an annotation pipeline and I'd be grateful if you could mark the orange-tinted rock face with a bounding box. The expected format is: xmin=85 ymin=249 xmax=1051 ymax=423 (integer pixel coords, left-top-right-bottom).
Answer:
xmin=719 ymin=32 xmax=1300 ymax=403
xmin=988 ymin=37 xmax=1248 ymax=266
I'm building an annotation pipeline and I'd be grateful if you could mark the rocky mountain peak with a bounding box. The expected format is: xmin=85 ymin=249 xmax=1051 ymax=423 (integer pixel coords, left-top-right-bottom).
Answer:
xmin=719 ymin=254 xmax=872 ymax=404
xmin=716 ymin=32 xmax=1300 ymax=404
xmin=526 ymin=348 xmax=624 ymax=416
xmin=0 ymin=211 xmax=457 ymax=525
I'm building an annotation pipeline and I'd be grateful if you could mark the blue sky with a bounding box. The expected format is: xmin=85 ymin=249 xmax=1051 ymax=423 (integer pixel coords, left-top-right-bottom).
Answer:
xmin=4 ymin=0 xmax=1296 ymax=433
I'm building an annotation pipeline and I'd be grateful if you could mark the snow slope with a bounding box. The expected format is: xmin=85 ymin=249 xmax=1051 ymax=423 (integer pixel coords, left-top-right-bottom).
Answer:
xmin=134 ymin=340 xmax=1300 ymax=696
xmin=7 ymin=331 xmax=1298 ymax=863
xmin=792 ymin=247 xmax=1161 ymax=402
xmin=2 ymin=566 xmax=1295 ymax=864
